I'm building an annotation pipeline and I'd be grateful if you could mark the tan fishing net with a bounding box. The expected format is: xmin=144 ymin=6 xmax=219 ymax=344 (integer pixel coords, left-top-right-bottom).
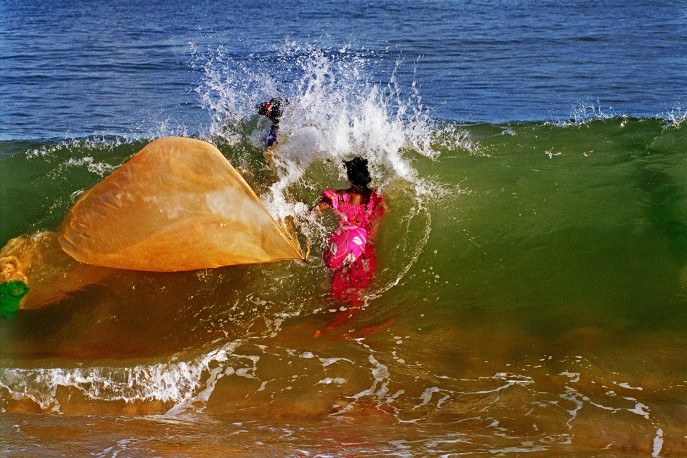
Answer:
xmin=1 ymin=137 xmax=304 ymax=314
xmin=0 ymin=232 xmax=112 ymax=310
xmin=58 ymin=137 xmax=303 ymax=271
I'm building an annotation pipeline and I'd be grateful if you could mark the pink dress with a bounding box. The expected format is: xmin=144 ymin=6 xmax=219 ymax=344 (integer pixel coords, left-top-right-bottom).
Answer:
xmin=322 ymin=189 xmax=383 ymax=270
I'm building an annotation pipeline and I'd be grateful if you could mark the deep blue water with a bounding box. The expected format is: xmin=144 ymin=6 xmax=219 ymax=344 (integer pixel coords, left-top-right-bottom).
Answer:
xmin=1 ymin=0 xmax=686 ymax=139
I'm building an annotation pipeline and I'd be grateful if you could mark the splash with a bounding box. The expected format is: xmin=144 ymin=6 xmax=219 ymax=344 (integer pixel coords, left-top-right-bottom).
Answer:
xmin=24 ymin=136 xmax=132 ymax=159
xmin=661 ymin=105 xmax=687 ymax=129
xmin=562 ymin=100 xmax=617 ymax=126
xmin=0 ymin=340 xmax=251 ymax=411
xmin=193 ymin=43 xmax=454 ymax=216
xmin=191 ymin=43 xmax=459 ymax=309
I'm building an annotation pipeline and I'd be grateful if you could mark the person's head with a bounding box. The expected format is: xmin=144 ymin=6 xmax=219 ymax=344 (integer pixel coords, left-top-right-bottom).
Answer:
xmin=343 ymin=157 xmax=371 ymax=187
xmin=256 ymin=97 xmax=285 ymax=124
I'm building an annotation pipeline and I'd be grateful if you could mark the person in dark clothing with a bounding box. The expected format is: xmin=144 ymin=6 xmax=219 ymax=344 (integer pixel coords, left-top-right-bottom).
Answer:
xmin=256 ymin=97 xmax=286 ymax=148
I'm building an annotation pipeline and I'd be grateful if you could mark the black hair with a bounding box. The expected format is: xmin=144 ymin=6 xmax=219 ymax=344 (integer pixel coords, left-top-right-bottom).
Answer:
xmin=343 ymin=157 xmax=371 ymax=187
xmin=256 ymin=97 xmax=286 ymax=125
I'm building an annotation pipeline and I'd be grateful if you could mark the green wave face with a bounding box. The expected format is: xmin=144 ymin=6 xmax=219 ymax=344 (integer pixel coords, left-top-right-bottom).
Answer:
xmin=1 ymin=119 xmax=686 ymax=455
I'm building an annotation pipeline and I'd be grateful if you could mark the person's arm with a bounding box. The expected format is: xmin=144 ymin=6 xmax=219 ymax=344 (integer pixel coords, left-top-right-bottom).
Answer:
xmin=311 ymin=195 xmax=331 ymax=216
xmin=313 ymin=189 xmax=341 ymax=215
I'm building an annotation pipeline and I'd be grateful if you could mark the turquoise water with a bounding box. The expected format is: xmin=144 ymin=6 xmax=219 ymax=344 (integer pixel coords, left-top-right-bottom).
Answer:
xmin=2 ymin=0 xmax=687 ymax=455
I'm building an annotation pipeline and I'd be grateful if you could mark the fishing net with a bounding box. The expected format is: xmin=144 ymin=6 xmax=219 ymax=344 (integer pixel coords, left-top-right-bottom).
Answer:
xmin=58 ymin=137 xmax=303 ymax=271
xmin=0 ymin=232 xmax=112 ymax=312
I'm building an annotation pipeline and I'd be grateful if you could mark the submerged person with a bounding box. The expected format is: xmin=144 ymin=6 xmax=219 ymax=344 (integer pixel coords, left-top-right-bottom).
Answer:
xmin=313 ymin=157 xmax=387 ymax=337
xmin=256 ymin=97 xmax=286 ymax=148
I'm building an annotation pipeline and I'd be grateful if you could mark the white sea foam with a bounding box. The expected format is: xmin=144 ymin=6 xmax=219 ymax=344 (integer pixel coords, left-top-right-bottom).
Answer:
xmin=628 ymin=401 xmax=651 ymax=419
xmin=193 ymin=44 xmax=465 ymax=214
xmin=0 ymin=361 xmax=205 ymax=410
xmin=652 ymin=427 xmax=664 ymax=457
xmin=317 ymin=377 xmax=347 ymax=385
xmin=0 ymin=340 xmax=249 ymax=412
xmin=192 ymin=43 xmax=463 ymax=304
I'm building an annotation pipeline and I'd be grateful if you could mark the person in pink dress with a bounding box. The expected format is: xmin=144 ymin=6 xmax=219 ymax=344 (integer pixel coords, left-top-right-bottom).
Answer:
xmin=313 ymin=157 xmax=387 ymax=337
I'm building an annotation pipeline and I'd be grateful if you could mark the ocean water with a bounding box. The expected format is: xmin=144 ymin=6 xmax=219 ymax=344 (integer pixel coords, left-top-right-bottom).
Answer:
xmin=2 ymin=0 xmax=687 ymax=456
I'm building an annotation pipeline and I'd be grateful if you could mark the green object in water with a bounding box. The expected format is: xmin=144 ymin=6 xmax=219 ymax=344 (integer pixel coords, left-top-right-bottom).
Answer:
xmin=0 ymin=280 xmax=29 ymax=319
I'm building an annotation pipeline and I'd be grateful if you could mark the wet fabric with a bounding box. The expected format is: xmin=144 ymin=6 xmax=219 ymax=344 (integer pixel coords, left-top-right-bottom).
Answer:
xmin=330 ymin=244 xmax=378 ymax=304
xmin=322 ymin=189 xmax=383 ymax=270
xmin=0 ymin=232 xmax=113 ymax=311
xmin=58 ymin=137 xmax=303 ymax=272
